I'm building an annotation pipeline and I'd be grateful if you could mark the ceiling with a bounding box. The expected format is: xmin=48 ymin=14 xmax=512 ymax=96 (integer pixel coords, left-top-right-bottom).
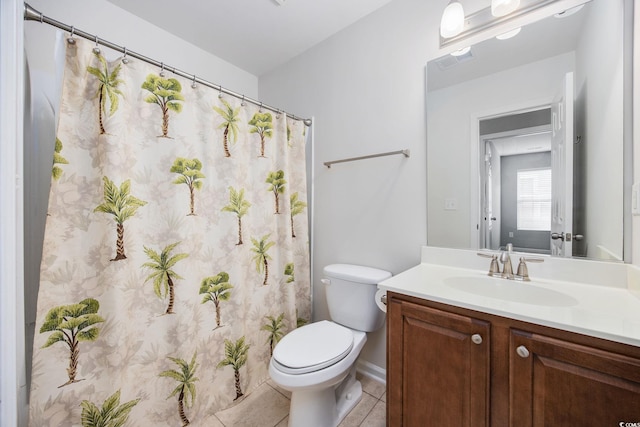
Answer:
xmin=106 ymin=0 xmax=395 ymax=76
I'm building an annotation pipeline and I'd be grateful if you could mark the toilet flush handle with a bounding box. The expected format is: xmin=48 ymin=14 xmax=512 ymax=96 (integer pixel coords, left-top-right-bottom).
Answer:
xmin=321 ymin=278 xmax=331 ymax=286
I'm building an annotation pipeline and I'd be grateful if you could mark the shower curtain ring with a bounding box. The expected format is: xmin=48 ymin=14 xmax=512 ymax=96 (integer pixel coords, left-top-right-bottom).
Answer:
xmin=67 ymin=26 xmax=76 ymax=45
xmin=241 ymin=95 xmax=246 ymax=106
xmin=191 ymin=75 xmax=197 ymax=89
xmin=122 ymin=48 xmax=130 ymax=64
xmin=276 ymin=109 xmax=281 ymax=119
xmin=259 ymin=102 xmax=263 ymax=112
xmin=93 ymin=35 xmax=101 ymax=54
xmin=218 ymin=85 xmax=223 ymax=99
xmin=159 ymin=63 xmax=166 ymax=77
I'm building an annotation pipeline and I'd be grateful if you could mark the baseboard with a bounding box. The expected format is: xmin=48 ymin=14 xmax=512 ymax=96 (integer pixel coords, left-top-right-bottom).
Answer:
xmin=356 ymin=360 xmax=386 ymax=385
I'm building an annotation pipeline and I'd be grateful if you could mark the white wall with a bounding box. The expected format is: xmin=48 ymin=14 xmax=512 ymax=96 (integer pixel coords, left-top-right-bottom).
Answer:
xmin=259 ymin=0 xmax=435 ymax=371
xmin=575 ymin=0 xmax=625 ymax=260
xmin=635 ymin=1 xmax=640 ymax=266
xmin=427 ymin=53 xmax=574 ymax=250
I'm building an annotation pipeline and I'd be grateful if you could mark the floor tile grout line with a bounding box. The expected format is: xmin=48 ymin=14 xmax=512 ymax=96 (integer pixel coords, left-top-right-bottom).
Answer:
xmin=266 ymin=381 xmax=291 ymax=401
xmin=357 ymin=395 xmax=385 ymax=427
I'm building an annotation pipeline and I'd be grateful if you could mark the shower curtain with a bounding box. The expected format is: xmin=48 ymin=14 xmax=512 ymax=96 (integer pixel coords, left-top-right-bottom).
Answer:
xmin=28 ymin=37 xmax=310 ymax=426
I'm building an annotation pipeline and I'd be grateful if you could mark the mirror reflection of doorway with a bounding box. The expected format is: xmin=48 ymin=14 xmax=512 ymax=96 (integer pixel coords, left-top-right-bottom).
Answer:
xmin=479 ymin=108 xmax=553 ymax=254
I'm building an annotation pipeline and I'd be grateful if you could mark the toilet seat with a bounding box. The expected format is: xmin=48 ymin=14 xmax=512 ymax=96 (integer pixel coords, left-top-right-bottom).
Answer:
xmin=272 ymin=320 xmax=354 ymax=375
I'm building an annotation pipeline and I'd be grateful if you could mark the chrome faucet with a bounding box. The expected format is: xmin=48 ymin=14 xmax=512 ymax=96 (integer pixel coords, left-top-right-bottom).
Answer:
xmin=478 ymin=243 xmax=544 ymax=281
xmin=499 ymin=243 xmax=514 ymax=279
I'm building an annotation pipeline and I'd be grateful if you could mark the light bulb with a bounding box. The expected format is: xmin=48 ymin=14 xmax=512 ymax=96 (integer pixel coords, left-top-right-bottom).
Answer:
xmin=440 ymin=1 xmax=465 ymax=38
xmin=491 ymin=0 xmax=520 ymax=17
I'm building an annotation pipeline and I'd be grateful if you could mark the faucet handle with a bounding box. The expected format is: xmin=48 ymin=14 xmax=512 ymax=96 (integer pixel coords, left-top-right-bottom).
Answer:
xmin=477 ymin=252 xmax=500 ymax=276
xmin=521 ymin=257 xmax=544 ymax=263
xmin=476 ymin=252 xmax=493 ymax=258
xmin=516 ymin=257 xmax=544 ymax=281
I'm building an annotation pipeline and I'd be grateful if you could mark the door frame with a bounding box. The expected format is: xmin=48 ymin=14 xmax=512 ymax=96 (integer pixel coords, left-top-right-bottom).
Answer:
xmin=0 ymin=0 xmax=26 ymax=425
xmin=469 ymin=97 xmax=553 ymax=250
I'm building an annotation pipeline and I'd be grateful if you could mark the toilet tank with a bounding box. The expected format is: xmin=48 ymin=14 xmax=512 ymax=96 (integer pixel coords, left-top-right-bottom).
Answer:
xmin=323 ymin=264 xmax=392 ymax=332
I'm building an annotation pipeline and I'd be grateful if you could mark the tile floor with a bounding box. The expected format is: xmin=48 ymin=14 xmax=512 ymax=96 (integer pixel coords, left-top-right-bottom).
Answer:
xmin=210 ymin=373 xmax=386 ymax=427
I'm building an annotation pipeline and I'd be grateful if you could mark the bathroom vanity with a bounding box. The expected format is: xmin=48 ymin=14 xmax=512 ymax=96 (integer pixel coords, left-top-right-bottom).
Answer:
xmin=379 ymin=248 xmax=640 ymax=426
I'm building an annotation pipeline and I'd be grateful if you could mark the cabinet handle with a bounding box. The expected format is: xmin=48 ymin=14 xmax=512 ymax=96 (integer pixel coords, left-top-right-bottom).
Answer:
xmin=516 ymin=345 xmax=530 ymax=358
xmin=471 ymin=334 xmax=483 ymax=345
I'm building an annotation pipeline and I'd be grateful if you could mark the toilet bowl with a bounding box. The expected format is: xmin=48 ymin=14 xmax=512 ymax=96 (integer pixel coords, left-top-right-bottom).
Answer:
xmin=269 ymin=264 xmax=391 ymax=427
xmin=269 ymin=321 xmax=367 ymax=426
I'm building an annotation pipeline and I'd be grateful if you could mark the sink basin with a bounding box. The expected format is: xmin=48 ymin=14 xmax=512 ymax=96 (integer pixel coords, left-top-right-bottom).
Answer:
xmin=443 ymin=276 xmax=578 ymax=307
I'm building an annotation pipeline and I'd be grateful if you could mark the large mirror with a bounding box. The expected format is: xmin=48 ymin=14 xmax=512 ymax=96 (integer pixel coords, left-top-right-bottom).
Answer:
xmin=426 ymin=0 xmax=632 ymax=261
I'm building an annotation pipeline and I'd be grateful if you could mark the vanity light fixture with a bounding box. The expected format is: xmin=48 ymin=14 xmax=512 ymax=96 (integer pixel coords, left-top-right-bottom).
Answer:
xmin=491 ymin=0 xmax=521 ymax=17
xmin=440 ymin=1 xmax=465 ymax=38
xmin=496 ymin=27 xmax=521 ymax=39
xmin=439 ymin=0 xmax=566 ymax=48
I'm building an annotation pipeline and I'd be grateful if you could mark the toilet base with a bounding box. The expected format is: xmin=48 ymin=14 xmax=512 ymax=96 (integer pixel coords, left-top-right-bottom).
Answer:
xmin=288 ymin=366 xmax=362 ymax=427
xmin=335 ymin=373 xmax=363 ymax=424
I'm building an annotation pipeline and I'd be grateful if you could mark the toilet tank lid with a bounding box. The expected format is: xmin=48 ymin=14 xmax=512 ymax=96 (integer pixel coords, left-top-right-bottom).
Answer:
xmin=323 ymin=264 xmax=392 ymax=284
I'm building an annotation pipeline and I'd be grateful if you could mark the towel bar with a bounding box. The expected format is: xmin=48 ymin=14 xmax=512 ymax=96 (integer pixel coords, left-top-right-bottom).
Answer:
xmin=324 ymin=149 xmax=410 ymax=168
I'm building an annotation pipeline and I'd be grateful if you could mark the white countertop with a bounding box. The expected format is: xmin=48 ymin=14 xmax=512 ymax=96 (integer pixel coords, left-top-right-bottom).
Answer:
xmin=378 ymin=262 xmax=640 ymax=347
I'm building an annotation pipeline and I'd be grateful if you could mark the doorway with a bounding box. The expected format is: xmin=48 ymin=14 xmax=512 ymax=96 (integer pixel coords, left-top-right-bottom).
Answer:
xmin=479 ymin=108 xmax=553 ymax=254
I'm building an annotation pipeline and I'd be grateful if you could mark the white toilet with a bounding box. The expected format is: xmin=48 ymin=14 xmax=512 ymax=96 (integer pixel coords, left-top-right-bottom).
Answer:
xmin=269 ymin=264 xmax=391 ymax=427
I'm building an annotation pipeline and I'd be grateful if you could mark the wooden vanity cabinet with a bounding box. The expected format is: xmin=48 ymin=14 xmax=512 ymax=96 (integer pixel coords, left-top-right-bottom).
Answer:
xmin=387 ymin=294 xmax=491 ymax=426
xmin=510 ymin=329 xmax=640 ymax=426
xmin=386 ymin=291 xmax=640 ymax=426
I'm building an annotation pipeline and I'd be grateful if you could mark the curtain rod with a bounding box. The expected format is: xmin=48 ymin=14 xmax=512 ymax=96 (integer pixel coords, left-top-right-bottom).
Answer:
xmin=23 ymin=3 xmax=312 ymax=127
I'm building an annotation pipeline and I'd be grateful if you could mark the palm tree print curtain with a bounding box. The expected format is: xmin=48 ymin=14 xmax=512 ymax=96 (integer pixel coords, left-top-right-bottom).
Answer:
xmin=29 ymin=38 xmax=311 ymax=426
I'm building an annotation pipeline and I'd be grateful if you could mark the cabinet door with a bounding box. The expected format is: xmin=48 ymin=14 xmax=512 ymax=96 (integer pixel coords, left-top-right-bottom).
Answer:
xmin=388 ymin=297 xmax=490 ymax=427
xmin=510 ymin=329 xmax=640 ymax=426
